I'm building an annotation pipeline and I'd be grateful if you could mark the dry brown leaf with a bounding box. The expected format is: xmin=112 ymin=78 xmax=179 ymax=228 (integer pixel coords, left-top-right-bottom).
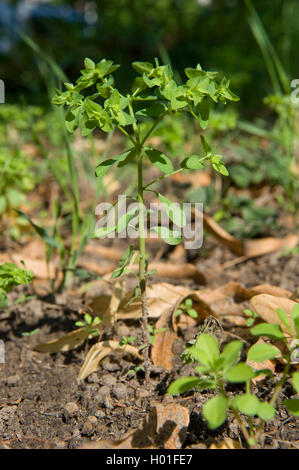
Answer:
xmin=151 ymin=330 xmax=178 ymax=370
xmin=193 ymin=208 xmax=298 ymax=262
xmin=117 ymin=282 xmax=190 ymax=320
xmin=79 ymin=403 xmax=189 ymax=449
xmin=246 ymin=338 xmax=276 ymax=383
xmin=250 ymin=294 xmax=298 ymax=338
xmin=209 ymin=438 xmax=242 ymax=449
xmin=78 ymin=340 xmax=142 ymax=381
xmin=34 ymin=326 xmax=95 ymax=353
xmin=151 ymin=289 xmax=213 ymax=370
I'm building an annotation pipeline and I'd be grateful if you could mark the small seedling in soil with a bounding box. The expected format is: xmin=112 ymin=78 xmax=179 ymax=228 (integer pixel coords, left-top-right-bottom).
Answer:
xmin=75 ymin=313 xmax=101 ymax=337
xmin=22 ymin=328 xmax=40 ymax=337
xmin=168 ymin=304 xmax=299 ymax=448
xmin=118 ymin=336 xmax=137 ymax=346
xmin=53 ymin=57 xmax=238 ymax=382
xmin=175 ymin=297 xmax=198 ymax=319
xmin=244 ymin=308 xmax=260 ymax=327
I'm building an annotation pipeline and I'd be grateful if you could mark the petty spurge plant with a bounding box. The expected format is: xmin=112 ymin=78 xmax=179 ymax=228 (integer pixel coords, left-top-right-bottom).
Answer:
xmin=53 ymin=57 xmax=238 ymax=381
xmin=168 ymin=304 xmax=299 ymax=448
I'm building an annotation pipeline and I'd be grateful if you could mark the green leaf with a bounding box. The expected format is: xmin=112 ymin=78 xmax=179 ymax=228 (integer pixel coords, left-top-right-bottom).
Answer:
xmin=15 ymin=210 xmax=60 ymax=248
xmin=157 ymin=193 xmax=186 ymax=228
xmin=195 ymin=334 xmax=220 ymax=367
xmin=145 ymin=149 xmax=173 ymax=174
xmin=225 ymin=363 xmax=255 ymax=383
xmin=197 ymin=99 xmax=210 ymax=129
xmin=257 ymin=402 xmax=276 ymax=420
xmin=187 ymin=308 xmax=198 ymax=319
xmin=292 ymin=372 xmax=299 ymax=393
xmin=95 ymin=158 xmax=117 ymax=178
xmin=181 ymin=155 xmax=204 ymax=170
xmin=167 ymin=376 xmax=214 ymax=395
xmin=132 ymin=61 xmax=153 ymax=75
xmin=152 ymin=226 xmax=183 ymax=245
xmin=143 ymin=102 xmax=167 ymax=118
xmin=247 ymin=343 xmax=280 ymax=362
xmin=276 ymin=307 xmax=293 ymax=336
xmin=291 ymin=304 xmax=299 ymax=337
xmin=251 ymin=322 xmax=285 ymax=340
xmin=111 ymin=245 xmax=134 ymax=279
xmin=203 ymin=395 xmax=228 ymax=430
xmin=200 ymin=134 xmax=211 ymax=154
xmin=84 ymin=57 xmax=95 ymax=70
xmin=232 ymin=394 xmax=260 ymax=416
xmin=283 ymin=399 xmax=299 ymax=416
xmin=219 ymin=341 xmax=243 ymax=371
xmin=95 ymin=149 xmax=135 ymax=177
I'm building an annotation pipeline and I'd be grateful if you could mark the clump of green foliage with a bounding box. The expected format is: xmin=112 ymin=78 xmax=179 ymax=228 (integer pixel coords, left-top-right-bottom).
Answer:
xmin=0 ymin=262 xmax=33 ymax=307
xmin=0 ymin=149 xmax=39 ymax=239
xmin=168 ymin=304 xmax=299 ymax=448
xmin=52 ymin=57 xmax=238 ymax=381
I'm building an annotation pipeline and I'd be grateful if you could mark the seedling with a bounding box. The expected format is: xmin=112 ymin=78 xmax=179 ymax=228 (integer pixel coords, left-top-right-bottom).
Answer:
xmin=175 ymin=297 xmax=198 ymax=319
xmin=75 ymin=313 xmax=101 ymax=337
xmin=0 ymin=262 xmax=33 ymax=308
xmin=53 ymin=57 xmax=238 ymax=382
xmin=244 ymin=308 xmax=260 ymax=327
xmin=22 ymin=328 xmax=40 ymax=337
xmin=119 ymin=336 xmax=137 ymax=346
xmin=168 ymin=304 xmax=299 ymax=448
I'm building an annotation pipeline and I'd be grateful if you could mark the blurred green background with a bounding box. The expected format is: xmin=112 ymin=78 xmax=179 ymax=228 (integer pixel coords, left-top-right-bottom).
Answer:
xmin=1 ymin=0 xmax=299 ymax=114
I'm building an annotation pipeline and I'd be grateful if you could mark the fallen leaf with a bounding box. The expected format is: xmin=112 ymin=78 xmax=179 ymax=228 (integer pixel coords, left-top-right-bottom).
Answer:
xmin=193 ymin=208 xmax=298 ymax=262
xmin=117 ymin=282 xmax=190 ymax=320
xmin=209 ymin=438 xmax=242 ymax=449
xmin=79 ymin=403 xmax=189 ymax=449
xmin=34 ymin=326 xmax=94 ymax=353
xmin=78 ymin=340 xmax=142 ymax=381
xmin=250 ymin=294 xmax=298 ymax=338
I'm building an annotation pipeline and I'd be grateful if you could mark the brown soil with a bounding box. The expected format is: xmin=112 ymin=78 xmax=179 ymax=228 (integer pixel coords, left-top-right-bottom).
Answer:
xmin=0 ymin=246 xmax=298 ymax=450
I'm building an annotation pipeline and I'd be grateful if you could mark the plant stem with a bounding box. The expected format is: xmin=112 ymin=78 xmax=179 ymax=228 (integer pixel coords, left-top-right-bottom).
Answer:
xmin=137 ymin=149 xmax=151 ymax=384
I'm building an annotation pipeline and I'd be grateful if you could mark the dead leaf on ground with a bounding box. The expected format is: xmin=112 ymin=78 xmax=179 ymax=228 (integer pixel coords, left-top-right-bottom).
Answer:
xmin=78 ymin=340 xmax=142 ymax=381
xmin=34 ymin=326 xmax=96 ymax=353
xmin=117 ymin=282 xmax=190 ymax=320
xmin=190 ymin=282 xmax=294 ymax=326
xmin=209 ymin=438 xmax=242 ymax=449
xmin=79 ymin=403 xmax=189 ymax=449
xmin=250 ymin=294 xmax=298 ymax=339
xmin=151 ymin=289 xmax=213 ymax=370
xmin=193 ymin=208 xmax=298 ymax=262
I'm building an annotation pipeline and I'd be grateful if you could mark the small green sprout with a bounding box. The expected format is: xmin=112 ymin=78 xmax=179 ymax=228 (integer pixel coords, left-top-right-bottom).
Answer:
xmin=119 ymin=335 xmax=137 ymax=346
xmin=75 ymin=313 xmax=101 ymax=337
xmin=244 ymin=308 xmax=260 ymax=327
xmin=168 ymin=303 xmax=299 ymax=448
xmin=175 ymin=297 xmax=198 ymax=319
xmin=22 ymin=328 xmax=40 ymax=337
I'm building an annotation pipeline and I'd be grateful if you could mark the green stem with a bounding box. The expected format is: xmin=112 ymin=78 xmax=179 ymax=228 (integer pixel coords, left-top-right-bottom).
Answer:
xmin=141 ymin=110 xmax=168 ymax=146
xmin=137 ymin=150 xmax=151 ymax=384
xmin=254 ymin=357 xmax=291 ymax=445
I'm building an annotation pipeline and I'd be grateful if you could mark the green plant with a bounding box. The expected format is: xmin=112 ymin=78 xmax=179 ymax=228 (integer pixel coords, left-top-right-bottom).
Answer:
xmin=0 ymin=262 xmax=33 ymax=308
xmin=168 ymin=304 xmax=299 ymax=448
xmin=175 ymin=297 xmax=198 ymax=319
xmin=75 ymin=313 xmax=102 ymax=338
xmin=119 ymin=335 xmax=137 ymax=346
xmin=53 ymin=57 xmax=238 ymax=382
